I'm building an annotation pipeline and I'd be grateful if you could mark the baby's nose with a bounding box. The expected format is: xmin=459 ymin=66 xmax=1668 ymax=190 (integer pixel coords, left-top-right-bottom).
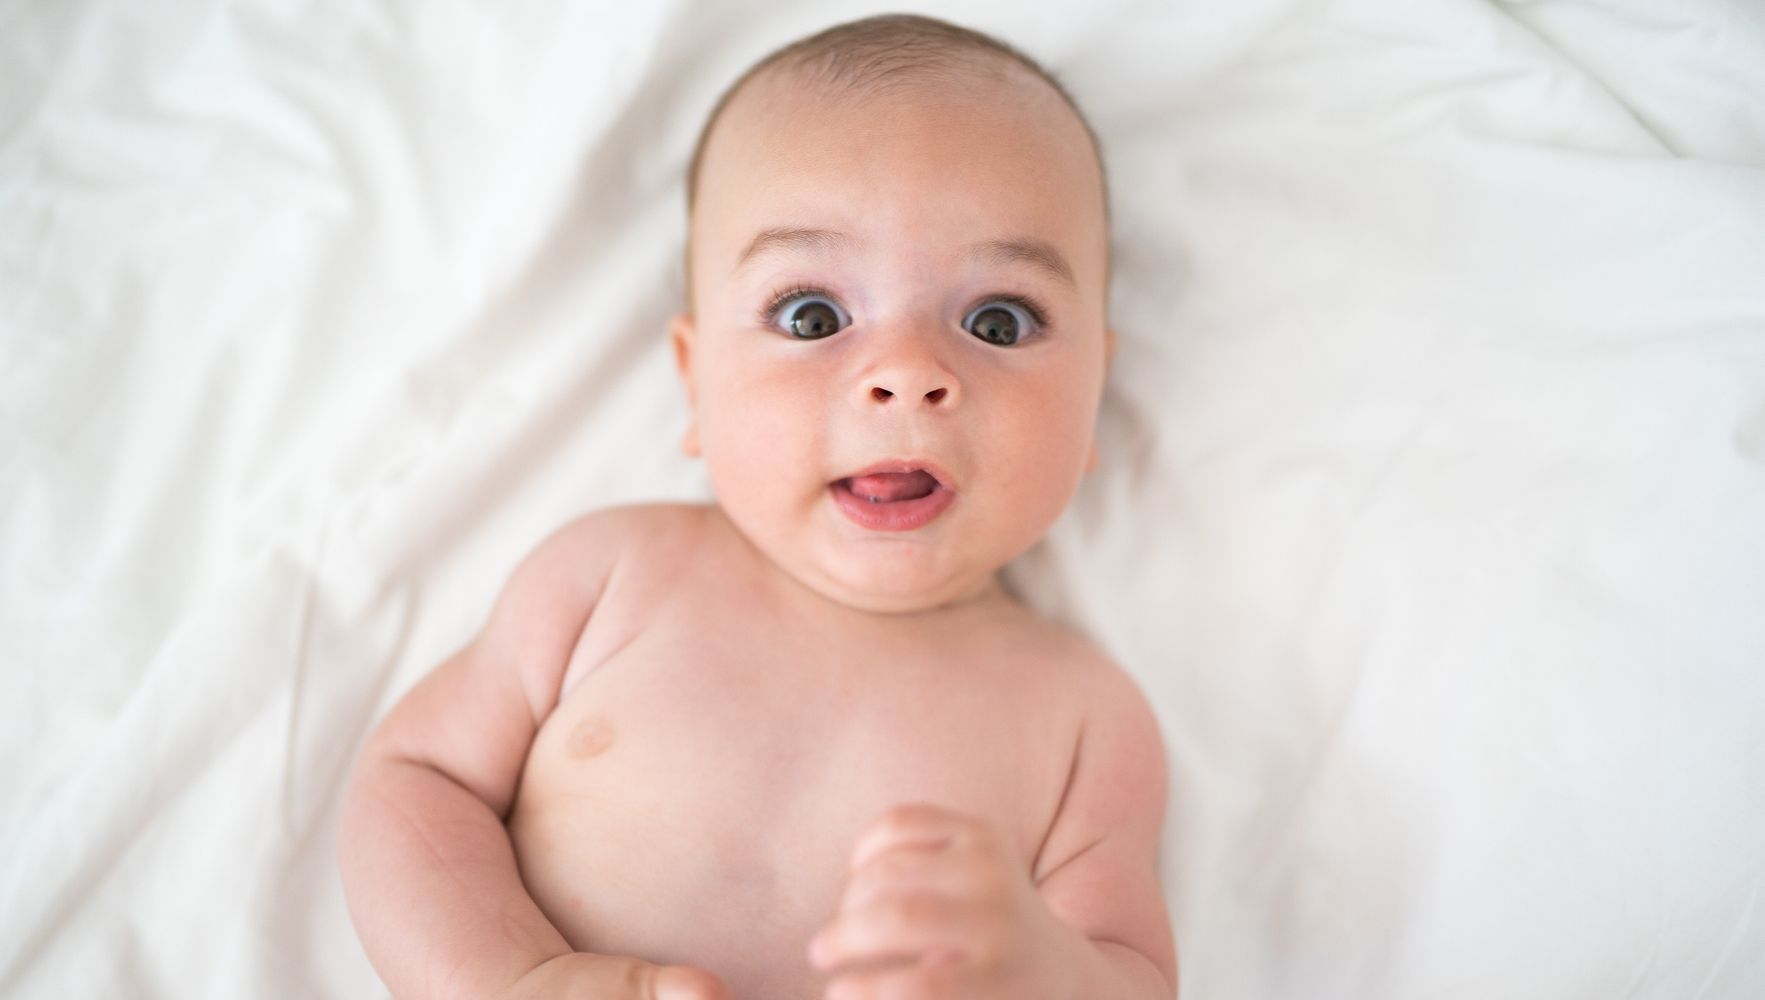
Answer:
xmin=866 ymin=383 xmax=951 ymax=406
xmin=859 ymin=355 xmax=959 ymax=409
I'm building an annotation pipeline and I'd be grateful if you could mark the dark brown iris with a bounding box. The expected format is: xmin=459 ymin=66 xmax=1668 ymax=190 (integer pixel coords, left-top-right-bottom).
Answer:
xmin=970 ymin=306 xmax=1019 ymax=345
xmin=789 ymin=301 xmax=841 ymax=339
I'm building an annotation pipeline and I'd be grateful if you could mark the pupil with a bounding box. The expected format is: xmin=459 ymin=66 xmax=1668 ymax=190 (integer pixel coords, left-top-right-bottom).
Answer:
xmin=791 ymin=302 xmax=837 ymax=339
xmin=975 ymin=307 xmax=1017 ymax=345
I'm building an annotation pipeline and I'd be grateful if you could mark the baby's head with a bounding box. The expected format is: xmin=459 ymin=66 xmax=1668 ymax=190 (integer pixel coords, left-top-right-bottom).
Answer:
xmin=672 ymin=14 xmax=1112 ymax=614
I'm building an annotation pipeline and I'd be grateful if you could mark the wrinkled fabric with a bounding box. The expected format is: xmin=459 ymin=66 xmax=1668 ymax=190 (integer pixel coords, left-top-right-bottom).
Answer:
xmin=2 ymin=0 xmax=1762 ymax=997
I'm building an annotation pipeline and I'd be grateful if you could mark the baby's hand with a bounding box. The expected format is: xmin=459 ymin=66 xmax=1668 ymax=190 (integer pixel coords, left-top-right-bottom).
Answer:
xmin=808 ymin=804 xmax=1081 ymax=1000
xmin=494 ymin=952 xmax=730 ymax=1000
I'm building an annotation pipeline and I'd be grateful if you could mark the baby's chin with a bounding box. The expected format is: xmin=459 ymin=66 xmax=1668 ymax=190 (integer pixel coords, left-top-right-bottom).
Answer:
xmin=802 ymin=551 xmax=1006 ymax=615
xmin=756 ymin=518 xmax=1009 ymax=615
xmin=707 ymin=486 xmax=1020 ymax=615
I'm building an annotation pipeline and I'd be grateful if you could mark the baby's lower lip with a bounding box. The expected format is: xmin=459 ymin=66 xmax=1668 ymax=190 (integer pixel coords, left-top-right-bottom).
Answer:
xmin=829 ymin=478 xmax=955 ymax=532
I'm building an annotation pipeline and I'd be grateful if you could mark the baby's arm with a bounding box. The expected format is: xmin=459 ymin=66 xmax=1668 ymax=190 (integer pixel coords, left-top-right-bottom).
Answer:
xmin=337 ymin=511 xmax=721 ymax=1000
xmin=1027 ymin=662 xmax=1177 ymax=997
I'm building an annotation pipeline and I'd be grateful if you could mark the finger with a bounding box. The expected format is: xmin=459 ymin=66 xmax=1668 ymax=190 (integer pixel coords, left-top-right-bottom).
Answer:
xmin=808 ymin=892 xmax=982 ymax=973
xmin=654 ymin=964 xmax=731 ymax=1000
xmin=822 ymin=950 xmax=970 ymax=1000
xmin=494 ymin=955 xmax=728 ymax=1000
xmin=849 ymin=803 xmax=989 ymax=872
xmin=839 ymin=839 xmax=992 ymax=913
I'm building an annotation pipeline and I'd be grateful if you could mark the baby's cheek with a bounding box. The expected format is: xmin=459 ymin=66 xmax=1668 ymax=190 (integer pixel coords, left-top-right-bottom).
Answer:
xmin=697 ymin=384 xmax=825 ymax=509
xmin=992 ymin=403 xmax=1093 ymax=526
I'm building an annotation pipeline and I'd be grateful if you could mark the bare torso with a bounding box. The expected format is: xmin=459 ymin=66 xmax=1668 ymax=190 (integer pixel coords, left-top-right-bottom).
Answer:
xmin=505 ymin=504 xmax=1095 ymax=1000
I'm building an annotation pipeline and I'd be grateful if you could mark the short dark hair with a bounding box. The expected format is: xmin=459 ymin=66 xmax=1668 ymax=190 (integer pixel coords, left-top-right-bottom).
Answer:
xmin=685 ymin=14 xmax=1108 ymax=218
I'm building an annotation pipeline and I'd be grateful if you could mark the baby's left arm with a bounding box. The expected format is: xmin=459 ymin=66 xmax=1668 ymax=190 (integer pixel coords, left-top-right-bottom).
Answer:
xmin=808 ymin=664 xmax=1177 ymax=999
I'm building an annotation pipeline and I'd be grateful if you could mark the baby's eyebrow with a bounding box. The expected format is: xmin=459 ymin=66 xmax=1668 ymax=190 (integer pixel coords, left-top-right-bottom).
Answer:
xmin=735 ymin=227 xmax=852 ymax=271
xmin=733 ymin=226 xmax=1075 ymax=288
xmin=967 ymin=236 xmax=1075 ymax=288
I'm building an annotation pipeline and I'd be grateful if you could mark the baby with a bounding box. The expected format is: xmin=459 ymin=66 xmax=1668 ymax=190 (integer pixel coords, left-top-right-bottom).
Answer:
xmin=339 ymin=14 xmax=1175 ymax=1000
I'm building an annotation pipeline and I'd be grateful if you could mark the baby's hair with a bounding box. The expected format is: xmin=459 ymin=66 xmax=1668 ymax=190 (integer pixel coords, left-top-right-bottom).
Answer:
xmin=684 ymin=13 xmax=1108 ymax=218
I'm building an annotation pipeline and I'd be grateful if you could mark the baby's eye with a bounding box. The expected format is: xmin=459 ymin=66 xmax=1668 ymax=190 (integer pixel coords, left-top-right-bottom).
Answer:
xmin=771 ymin=293 xmax=850 ymax=340
xmin=962 ymin=300 xmax=1039 ymax=346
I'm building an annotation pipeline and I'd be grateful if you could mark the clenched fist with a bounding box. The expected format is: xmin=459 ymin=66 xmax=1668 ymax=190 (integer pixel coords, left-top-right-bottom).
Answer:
xmin=808 ymin=803 xmax=1084 ymax=1000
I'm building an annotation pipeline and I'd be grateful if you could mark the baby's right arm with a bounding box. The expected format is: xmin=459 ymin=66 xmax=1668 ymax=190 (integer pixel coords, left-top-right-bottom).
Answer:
xmin=337 ymin=510 xmax=725 ymax=1000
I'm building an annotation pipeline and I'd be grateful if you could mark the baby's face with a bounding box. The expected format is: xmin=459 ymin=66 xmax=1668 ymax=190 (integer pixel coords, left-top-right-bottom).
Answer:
xmin=675 ymin=66 xmax=1110 ymax=614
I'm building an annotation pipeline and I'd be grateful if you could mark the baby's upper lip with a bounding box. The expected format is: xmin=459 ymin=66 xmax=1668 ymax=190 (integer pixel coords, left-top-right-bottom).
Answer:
xmin=835 ymin=459 xmax=957 ymax=492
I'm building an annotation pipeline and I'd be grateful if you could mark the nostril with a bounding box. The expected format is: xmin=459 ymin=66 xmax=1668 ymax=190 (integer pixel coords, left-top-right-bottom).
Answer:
xmin=924 ymin=387 xmax=947 ymax=405
xmin=871 ymin=386 xmax=893 ymax=402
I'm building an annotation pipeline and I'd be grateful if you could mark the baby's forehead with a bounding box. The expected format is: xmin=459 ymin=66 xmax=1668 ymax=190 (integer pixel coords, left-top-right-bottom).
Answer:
xmin=694 ymin=56 xmax=1096 ymax=200
xmin=701 ymin=77 xmax=1102 ymax=229
xmin=683 ymin=52 xmax=1111 ymax=292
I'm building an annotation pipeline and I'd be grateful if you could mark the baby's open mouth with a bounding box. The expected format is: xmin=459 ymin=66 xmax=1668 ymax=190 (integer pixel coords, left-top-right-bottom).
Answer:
xmin=837 ymin=469 xmax=940 ymax=503
xmin=828 ymin=463 xmax=956 ymax=532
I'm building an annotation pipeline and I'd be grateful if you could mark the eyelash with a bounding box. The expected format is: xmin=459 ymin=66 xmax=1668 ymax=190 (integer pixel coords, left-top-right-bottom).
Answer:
xmin=983 ymin=293 xmax=1050 ymax=331
xmin=756 ymin=285 xmax=1052 ymax=333
xmin=757 ymin=283 xmax=835 ymax=327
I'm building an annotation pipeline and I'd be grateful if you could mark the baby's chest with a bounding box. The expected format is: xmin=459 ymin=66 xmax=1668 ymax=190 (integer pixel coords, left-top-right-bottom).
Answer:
xmin=516 ymin=622 xmax=1072 ymax=863
xmin=505 ymin=622 xmax=1078 ymax=985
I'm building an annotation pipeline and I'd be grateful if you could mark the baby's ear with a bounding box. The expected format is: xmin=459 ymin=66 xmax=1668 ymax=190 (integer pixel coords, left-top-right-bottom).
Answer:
xmin=1087 ymin=329 xmax=1115 ymax=474
xmin=669 ymin=313 xmax=701 ymax=457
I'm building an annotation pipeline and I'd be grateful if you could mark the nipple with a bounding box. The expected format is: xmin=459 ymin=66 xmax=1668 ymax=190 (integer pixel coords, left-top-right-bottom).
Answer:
xmin=567 ymin=715 xmax=616 ymax=758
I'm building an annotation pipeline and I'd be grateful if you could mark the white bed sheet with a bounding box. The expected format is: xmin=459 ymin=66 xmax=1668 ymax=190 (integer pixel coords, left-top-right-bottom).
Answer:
xmin=3 ymin=0 xmax=1763 ymax=997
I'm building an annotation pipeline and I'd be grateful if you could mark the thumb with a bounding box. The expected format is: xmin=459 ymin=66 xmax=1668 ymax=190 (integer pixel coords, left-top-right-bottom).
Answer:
xmin=653 ymin=964 xmax=731 ymax=1000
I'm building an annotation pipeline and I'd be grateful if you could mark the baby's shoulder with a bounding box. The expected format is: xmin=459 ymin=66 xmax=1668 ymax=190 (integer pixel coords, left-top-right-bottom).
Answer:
xmin=995 ymin=610 xmax=1155 ymax=724
xmin=501 ymin=502 xmax=713 ymax=612
xmin=991 ymin=605 xmax=1112 ymax=675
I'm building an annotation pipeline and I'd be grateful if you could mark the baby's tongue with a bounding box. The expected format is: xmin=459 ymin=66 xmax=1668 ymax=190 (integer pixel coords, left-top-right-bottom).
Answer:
xmin=848 ymin=470 xmax=937 ymax=502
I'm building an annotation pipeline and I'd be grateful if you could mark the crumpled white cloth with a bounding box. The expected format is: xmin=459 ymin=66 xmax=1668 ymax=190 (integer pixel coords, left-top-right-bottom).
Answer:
xmin=2 ymin=0 xmax=1762 ymax=997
